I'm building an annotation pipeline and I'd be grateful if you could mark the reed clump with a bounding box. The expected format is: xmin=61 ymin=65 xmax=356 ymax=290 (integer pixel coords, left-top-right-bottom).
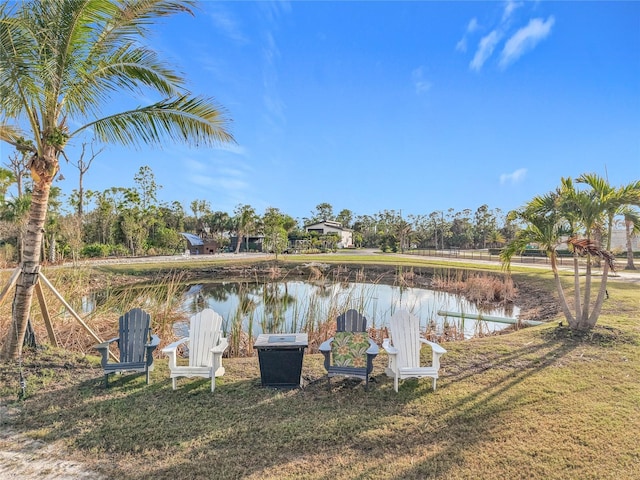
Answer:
xmin=432 ymin=269 xmax=517 ymax=306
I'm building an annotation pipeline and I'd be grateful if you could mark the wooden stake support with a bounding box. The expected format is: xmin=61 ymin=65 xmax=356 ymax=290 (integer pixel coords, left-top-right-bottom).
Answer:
xmin=0 ymin=267 xmax=118 ymax=362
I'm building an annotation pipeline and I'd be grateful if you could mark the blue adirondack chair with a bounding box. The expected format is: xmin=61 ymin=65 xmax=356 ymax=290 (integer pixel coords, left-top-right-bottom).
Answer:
xmin=94 ymin=308 xmax=160 ymax=387
xmin=319 ymin=309 xmax=379 ymax=390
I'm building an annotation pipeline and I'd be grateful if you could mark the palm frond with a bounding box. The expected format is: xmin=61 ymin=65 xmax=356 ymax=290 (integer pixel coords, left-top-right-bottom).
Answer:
xmin=567 ymin=237 xmax=616 ymax=272
xmin=0 ymin=124 xmax=24 ymax=145
xmin=76 ymin=95 xmax=235 ymax=147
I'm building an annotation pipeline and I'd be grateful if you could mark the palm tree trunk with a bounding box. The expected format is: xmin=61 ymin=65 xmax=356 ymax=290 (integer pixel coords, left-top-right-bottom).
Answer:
xmin=578 ymin=255 xmax=593 ymax=330
xmin=235 ymin=232 xmax=243 ymax=254
xmin=625 ymin=220 xmax=636 ymax=270
xmin=551 ymin=255 xmax=575 ymax=326
xmin=588 ymin=262 xmax=610 ymax=327
xmin=1 ymin=178 xmax=51 ymax=360
xmin=572 ymin=253 xmax=582 ymax=321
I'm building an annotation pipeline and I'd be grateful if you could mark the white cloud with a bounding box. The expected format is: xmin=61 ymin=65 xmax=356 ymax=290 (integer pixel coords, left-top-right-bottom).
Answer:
xmin=500 ymin=168 xmax=527 ymax=185
xmin=502 ymin=0 xmax=523 ymax=22
xmin=455 ymin=17 xmax=479 ymax=53
xmin=215 ymin=143 xmax=247 ymax=156
xmin=208 ymin=6 xmax=248 ymax=45
xmin=411 ymin=67 xmax=432 ymax=94
xmin=470 ymin=30 xmax=502 ymax=71
xmin=499 ymin=16 xmax=555 ymax=68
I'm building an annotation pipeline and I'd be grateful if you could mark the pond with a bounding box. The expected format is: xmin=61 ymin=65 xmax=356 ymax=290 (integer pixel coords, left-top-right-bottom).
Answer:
xmin=175 ymin=279 xmax=520 ymax=340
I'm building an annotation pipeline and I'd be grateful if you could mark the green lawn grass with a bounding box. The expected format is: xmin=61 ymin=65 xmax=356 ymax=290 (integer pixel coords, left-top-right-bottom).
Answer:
xmin=1 ymin=260 xmax=639 ymax=479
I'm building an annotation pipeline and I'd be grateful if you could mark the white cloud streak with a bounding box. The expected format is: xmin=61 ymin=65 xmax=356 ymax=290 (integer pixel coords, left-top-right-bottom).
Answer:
xmin=208 ymin=6 xmax=248 ymax=45
xmin=411 ymin=67 xmax=432 ymax=95
xmin=470 ymin=30 xmax=502 ymax=71
xmin=500 ymin=168 xmax=527 ymax=185
xmin=455 ymin=17 xmax=479 ymax=53
xmin=502 ymin=0 xmax=523 ymax=22
xmin=499 ymin=16 xmax=555 ymax=68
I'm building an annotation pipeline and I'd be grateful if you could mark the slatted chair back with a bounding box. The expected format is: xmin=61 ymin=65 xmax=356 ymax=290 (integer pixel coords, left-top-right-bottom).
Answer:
xmin=336 ymin=309 xmax=367 ymax=332
xmin=388 ymin=310 xmax=422 ymax=369
xmin=118 ymin=308 xmax=151 ymax=363
xmin=188 ymin=309 xmax=223 ymax=367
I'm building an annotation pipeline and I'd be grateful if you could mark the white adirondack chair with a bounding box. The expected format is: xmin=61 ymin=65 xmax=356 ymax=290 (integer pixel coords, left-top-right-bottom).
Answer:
xmin=382 ymin=310 xmax=447 ymax=393
xmin=162 ymin=309 xmax=229 ymax=392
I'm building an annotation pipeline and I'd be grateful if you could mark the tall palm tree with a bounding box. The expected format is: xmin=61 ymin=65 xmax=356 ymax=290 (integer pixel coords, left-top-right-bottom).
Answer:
xmin=501 ymin=192 xmax=575 ymax=323
xmin=619 ymin=207 xmax=640 ymax=270
xmin=558 ymin=177 xmax=611 ymax=328
xmin=0 ymin=0 xmax=234 ymax=360
xmin=233 ymin=204 xmax=258 ymax=254
xmin=502 ymin=176 xmax=617 ymax=330
xmin=576 ymin=174 xmax=640 ymax=251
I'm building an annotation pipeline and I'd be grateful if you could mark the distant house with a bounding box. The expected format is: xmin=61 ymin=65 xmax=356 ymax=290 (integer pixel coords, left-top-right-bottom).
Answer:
xmin=230 ymin=235 xmax=264 ymax=253
xmin=304 ymin=220 xmax=353 ymax=248
xmin=180 ymin=232 xmax=219 ymax=255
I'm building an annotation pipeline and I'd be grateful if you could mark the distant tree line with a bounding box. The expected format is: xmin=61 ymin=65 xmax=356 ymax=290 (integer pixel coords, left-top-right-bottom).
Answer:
xmin=2 ymin=157 xmax=638 ymax=266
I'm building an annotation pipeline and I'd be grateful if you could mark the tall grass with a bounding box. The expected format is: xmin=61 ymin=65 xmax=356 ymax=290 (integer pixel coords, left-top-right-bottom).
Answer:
xmin=0 ymin=265 xmax=502 ymax=359
xmin=431 ymin=269 xmax=517 ymax=307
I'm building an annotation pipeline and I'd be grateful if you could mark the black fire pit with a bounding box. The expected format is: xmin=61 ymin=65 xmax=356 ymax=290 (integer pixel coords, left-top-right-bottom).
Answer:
xmin=253 ymin=333 xmax=308 ymax=388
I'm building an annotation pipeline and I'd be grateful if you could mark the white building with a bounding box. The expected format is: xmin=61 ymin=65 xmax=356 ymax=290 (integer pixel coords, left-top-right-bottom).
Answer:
xmin=304 ymin=220 xmax=353 ymax=248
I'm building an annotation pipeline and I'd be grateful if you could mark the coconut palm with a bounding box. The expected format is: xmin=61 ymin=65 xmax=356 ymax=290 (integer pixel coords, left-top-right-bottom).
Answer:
xmin=0 ymin=0 xmax=234 ymax=360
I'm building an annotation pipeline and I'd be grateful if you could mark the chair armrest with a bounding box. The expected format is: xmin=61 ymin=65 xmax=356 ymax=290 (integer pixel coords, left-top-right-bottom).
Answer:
xmin=366 ymin=338 xmax=379 ymax=356
xmin=93 ymin=337 xmax=118 ymax=366
xmin=420 ymin=338 xmax=447 ymax=354
xmin=161 ymin=337 xmax=189 ymax=355
xmin=382 ymin=338 xmax=398 ymax=355
xmin=211 ymin=336 xmax=229 ymax=354
xmin=319 ymin=337 xmax=333 ymax=370
xmin=147 ymin=334 xmax=161 ymax=349
xmin=94 ymin=337 xmax=118 ymax=351
xmin=319 ymin=337 xmax=333 ymax=353
xmin=145 ymin=334 xmax=161 ymax=367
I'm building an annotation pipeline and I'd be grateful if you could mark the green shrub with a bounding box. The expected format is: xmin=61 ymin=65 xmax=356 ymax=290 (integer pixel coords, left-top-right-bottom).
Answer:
xmin=81 ymin=243 xmax=110 ymax=258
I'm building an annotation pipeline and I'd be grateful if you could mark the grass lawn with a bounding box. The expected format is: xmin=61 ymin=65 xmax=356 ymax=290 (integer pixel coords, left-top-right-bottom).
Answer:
xmin=1 ymin=259 xmax=639 ymax=479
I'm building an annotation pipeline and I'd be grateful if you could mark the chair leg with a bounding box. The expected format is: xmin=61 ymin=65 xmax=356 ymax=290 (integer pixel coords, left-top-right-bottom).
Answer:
xmin=104 ymin=373 xmax=109 ymax=388
xmin=432 ymin=378 xmax=437 ymax=391
xmin=394 ymin=375 xmax=399 ymax=393
xmin=172 ymin=378 xmax=177 ymax=390
xmin=326 ymin=376 xmax=331 ymax=390
xmin=146 ymin=368 xmax=150 ymax=384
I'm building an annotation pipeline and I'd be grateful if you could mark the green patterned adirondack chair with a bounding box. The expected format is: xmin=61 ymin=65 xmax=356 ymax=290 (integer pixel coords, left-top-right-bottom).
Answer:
xmin=319 ymin=309 xmax=379 ymax=390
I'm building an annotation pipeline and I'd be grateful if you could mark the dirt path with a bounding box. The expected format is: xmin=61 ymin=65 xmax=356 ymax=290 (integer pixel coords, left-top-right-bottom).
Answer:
xmin=0 ymin=406 xmax=105 ymax=479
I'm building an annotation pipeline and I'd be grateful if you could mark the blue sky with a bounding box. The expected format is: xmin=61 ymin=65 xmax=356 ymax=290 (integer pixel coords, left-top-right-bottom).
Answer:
xmin=55 ymin=1 xmax=640 ymax=221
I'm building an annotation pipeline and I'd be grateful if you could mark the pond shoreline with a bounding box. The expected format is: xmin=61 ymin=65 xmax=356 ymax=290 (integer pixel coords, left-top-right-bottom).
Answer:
xmin=95 ymin=259 xmax=560 ymax=325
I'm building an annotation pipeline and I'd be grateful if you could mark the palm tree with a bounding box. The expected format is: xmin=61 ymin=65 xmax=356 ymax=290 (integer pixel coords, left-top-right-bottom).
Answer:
xmin=0 ymin=0 xmax=234 ymax=360
xmin=233 ymin=204 xmax=258 ymax=254
xmin=619 ymin=207 xmax=640 ymax=270
xmin=501 ymin=192 xmax=575 ymax=324
xmin=576 ymin=174 xmax=640 ymax=251
xmin=0 ymin=194 xmax=31 ymax=262
xmin=502 ymin=176 xmax=617 ymax=330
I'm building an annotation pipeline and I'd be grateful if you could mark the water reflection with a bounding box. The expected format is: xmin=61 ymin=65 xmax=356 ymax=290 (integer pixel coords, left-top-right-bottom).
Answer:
xmin=181 ymin=280 xmax=520 ymax=339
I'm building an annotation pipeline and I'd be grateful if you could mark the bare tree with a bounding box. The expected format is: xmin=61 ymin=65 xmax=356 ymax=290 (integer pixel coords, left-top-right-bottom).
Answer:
xmin=68 ymin=141 xmax=103 ymax=217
